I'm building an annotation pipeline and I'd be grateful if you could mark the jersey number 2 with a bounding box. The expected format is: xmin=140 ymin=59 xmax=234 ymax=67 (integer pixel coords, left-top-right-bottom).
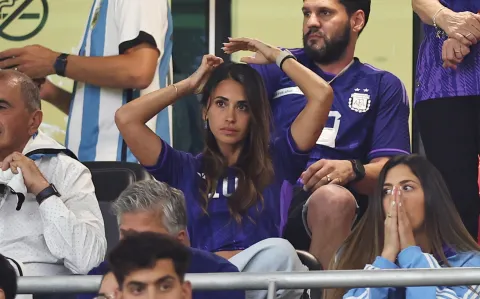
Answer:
xmin=316 ymin=111 xmax=341 ymax=148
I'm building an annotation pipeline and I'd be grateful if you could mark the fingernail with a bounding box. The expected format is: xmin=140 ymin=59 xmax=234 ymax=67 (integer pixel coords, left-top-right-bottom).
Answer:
xmin=299 ymin=178 xmax=304 ymax=184
xmin=391 ymin=200 xmax=395 ymax=206
xmin=399 ymin=202 xmax=402 ymax=207
xmin=303 ymin=185 xmax=308 ymax=192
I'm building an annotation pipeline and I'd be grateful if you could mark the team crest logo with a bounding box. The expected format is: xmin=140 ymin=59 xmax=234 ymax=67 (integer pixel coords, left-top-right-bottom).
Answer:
xmin=348 ymin=88 xmax=371 ymax=113
xmin=91 ymin=0 xmax=103 ymax=29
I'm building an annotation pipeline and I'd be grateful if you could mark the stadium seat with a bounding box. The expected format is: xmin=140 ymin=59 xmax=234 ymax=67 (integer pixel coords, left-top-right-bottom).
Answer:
xmin=297 ymin=250 xmax=322 ymax=299
xmin=83 ymin=161 xmax=153 ymax=255
xmin=296 ymin=250 xmax=322 ymax=270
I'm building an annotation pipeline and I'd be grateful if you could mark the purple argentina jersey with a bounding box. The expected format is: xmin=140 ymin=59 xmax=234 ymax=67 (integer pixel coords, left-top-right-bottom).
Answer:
xmin=415 ymin=0 xmax=480 ymax=103
xmin=144 ymin=128 xmax=310 ymax=252
xmin=251 ymin=48 xmax=410 ymax=167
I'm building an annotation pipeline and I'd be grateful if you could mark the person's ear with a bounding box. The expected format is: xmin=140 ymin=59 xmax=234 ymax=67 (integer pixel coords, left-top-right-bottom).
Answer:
xmin=182 ymin=281 xmax=192 ymax=299
xmin=351 ymin=10 xmax=366 ymax=34
xmin=176 ymin=230 xmax=190 ymax=246
xmin=28 ymin=110 xmax=43 ymax=136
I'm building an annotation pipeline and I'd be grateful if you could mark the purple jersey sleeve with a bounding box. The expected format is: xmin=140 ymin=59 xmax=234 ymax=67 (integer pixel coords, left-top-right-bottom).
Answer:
xmin=271 ymin=128 xmax=311 ymax=184
xmin=249 ymin=63 xmax=283 ymax=101
xmin=143 ymin=140 xmax=197 ymax=188
xmin=368 ymin=73 xmax=411 ymax=160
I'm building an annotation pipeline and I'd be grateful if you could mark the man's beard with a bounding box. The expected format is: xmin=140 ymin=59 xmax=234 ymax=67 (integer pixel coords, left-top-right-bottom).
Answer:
xmin=303 ymin=24 xmax=351 ymax=65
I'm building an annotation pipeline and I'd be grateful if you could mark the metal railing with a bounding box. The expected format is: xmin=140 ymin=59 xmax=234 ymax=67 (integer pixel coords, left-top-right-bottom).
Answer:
xmin=18 ymin=268 xmax=480 ymax=299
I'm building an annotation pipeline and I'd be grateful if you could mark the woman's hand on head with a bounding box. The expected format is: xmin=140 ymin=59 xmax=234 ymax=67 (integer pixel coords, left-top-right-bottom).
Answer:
xmin=222 ymin=37 xmax=282 ymax=65
xmin=381 ymin=187 xmax=401 ymax=263
xmin=188 ymin=54 xmax=224 ymax=94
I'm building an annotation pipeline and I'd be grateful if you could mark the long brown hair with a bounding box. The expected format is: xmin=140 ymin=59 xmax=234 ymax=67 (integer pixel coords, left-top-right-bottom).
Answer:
xmin=325 ymin=154 xmax=480 ymax=299
xmin=199 ymin=63 xmax=274 ymax=223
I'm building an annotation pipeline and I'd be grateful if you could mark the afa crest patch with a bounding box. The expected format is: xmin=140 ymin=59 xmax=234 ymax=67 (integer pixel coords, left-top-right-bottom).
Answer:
xmin=348 ymin=88 xmax=371 ymax=113
xmin=91 ymin=0 xmax=103 ymax=29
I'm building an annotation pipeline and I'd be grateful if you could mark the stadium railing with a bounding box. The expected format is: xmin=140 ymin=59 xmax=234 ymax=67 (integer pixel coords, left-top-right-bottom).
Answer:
xmin=18 ymin=268 xmax=480 ymax=299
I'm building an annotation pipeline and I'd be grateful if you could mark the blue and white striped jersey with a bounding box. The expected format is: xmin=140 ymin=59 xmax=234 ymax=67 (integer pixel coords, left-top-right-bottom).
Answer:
xmin=66 ymin=0 xmax=173 ymax=162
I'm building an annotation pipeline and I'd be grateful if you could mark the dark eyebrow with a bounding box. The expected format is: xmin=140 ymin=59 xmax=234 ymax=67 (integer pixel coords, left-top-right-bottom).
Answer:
xmin=127 ymin=275 xmax=175 ymax=289
xmin=155 ymin=275 xmax=175 ymax=284
xmin=0 ymin=99 xmax=12 ymax=107
xmin=213 ymin=96 xmax=229 ymax=101
xmin=214 ymin=97 xmax=248 ymax=104
xmin=126 ymin=281 xmax=146 ymax=289
xmin=383 ymin=180 xmax=417 ymax=187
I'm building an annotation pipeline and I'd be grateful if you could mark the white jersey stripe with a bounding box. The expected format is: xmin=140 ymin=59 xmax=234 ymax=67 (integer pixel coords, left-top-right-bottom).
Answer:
xmin=66 ymin=0 xmax=173 ymax=162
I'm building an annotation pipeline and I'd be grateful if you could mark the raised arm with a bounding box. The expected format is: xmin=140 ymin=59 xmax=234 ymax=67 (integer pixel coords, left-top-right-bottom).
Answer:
xmin=40 ymin=80 xmax=72 ymax=115
xmin=115 ymin=55 xmax=223 ymax=166
xmin=224 ymin=38 xmax=333 ymax=152
xmin=281 ymin=57 xmax=333 ymax=151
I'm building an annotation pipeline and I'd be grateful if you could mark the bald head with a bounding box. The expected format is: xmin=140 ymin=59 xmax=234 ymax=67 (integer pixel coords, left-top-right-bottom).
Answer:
xmin=0 ymin=70 xmax=41 ymax=112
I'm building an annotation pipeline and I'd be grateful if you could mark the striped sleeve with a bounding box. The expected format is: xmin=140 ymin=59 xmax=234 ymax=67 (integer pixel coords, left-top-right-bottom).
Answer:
xmin=368 ymin=72 xmax=411 ymax=161
xmin=398 ymin=246 xmax=480 ymax=299
xmin=343 ymin=257 xmax=398 ymax=299
xmin=114 ymin=0 xmax=170 ymax=54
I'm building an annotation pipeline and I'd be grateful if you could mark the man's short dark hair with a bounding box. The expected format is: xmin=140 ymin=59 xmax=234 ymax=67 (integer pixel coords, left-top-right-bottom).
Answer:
xmin=0 ymin=254 xmax=18 ymax=299
xmin=108 ymin=232 xmax=191 ymax=288
xmin=339 ymin=0 xmax=371 ymax=33
xmin=0 ymin=70 xmax=41 ymax=111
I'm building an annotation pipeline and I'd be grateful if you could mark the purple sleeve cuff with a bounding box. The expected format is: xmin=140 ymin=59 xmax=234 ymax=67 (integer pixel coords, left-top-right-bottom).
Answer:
xmin=367 ymin=148 xmax=410 ymax=160
xmin=142 ymin=139 xmax=169 ymax=173
xmin=285 ymin=127 xmax=311 ymax=156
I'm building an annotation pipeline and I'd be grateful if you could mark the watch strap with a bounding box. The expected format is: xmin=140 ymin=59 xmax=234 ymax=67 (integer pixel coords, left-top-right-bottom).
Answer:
xmin=275 ymin=50 xmax=296 ymax=70
xmin=54 ymin=53 xmax=69 ymax=77
xmin=36 ymin=184 xmax=60 ymax=205
xmin=350 ymin=159 xmax=366 ymax=183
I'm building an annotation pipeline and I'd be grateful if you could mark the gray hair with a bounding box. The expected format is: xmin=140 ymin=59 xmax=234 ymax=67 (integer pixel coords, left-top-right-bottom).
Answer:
xmin=0 ymin=70 xmax=41 ymax=111
xmin=112 ymin=180 xmax=187 ymax=234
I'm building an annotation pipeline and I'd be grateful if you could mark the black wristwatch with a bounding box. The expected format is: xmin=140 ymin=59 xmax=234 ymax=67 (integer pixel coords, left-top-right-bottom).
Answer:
xmin=36 ymin=184 xmax=61 ymax=205
xmin=350 ymin=159 xmax=366 ymax=183
xmin=54 ymin=53 xmax=69 ymax=77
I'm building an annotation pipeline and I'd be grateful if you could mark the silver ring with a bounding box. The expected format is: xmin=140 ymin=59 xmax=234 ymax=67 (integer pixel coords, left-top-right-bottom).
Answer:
xmin=14 ymin=67 xmax=18 ymax=71
xmin=326 ymin=175 xmax=332 ymax=182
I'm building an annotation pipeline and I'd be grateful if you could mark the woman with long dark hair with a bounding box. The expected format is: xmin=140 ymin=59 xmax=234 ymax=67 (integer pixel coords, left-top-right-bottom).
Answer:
xmin=115 ymin=38 xmax=333 ymax=299
xmin=326 ymin=154 xmax=480 ymax=299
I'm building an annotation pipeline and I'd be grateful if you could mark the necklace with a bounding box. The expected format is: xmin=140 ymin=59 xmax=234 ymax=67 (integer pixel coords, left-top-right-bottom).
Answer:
xmin=327 ymin=59 xmax=355 ymax=85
